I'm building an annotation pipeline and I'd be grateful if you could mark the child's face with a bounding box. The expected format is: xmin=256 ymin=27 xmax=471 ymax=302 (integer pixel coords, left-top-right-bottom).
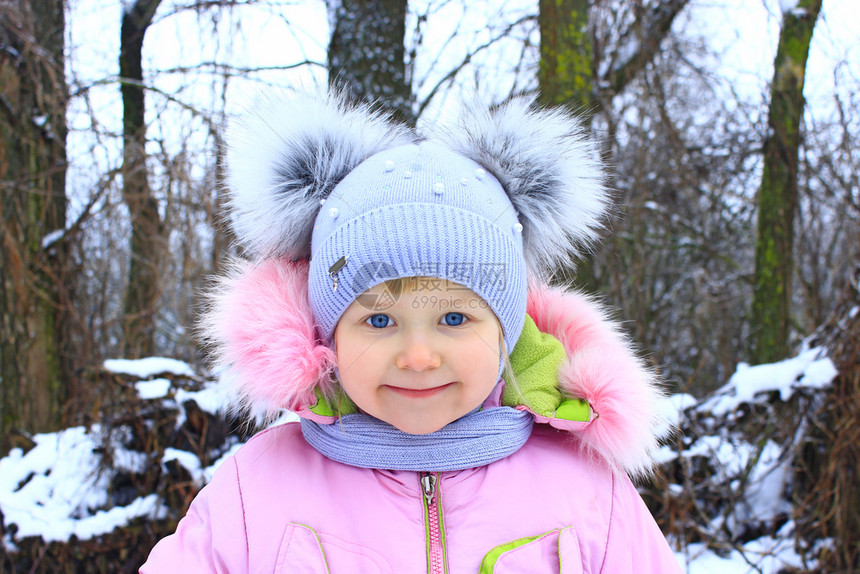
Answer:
xmin=334 ymin=278 xmax=502 ymax=435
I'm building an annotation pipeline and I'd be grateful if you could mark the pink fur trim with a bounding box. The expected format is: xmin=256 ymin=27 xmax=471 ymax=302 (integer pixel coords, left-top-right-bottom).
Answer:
xmin=527 ymin=285 xmax=669 ymax=479
xmin=201 ymin=258 xmax=335 ymax=420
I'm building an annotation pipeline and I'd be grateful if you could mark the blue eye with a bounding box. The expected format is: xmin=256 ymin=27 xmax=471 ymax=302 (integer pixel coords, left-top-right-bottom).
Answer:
xmin=366 ymin=314 xmax=392 ymax=328
xmin=442 ymin=312 xmax=466 ymax=326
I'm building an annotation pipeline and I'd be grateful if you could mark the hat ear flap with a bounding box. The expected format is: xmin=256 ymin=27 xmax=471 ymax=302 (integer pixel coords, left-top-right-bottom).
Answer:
xmin=435 ymin=97 xmax=610 ymax=278
xmin=227 ymin=87 xmax=417 ymax=260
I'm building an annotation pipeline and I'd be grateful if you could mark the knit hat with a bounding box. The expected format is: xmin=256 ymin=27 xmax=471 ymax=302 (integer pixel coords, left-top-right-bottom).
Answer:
xmin=308 ymin=141 xmax=527 ymax=350
xmin=227 ymin=88 xmax=609 ymax=349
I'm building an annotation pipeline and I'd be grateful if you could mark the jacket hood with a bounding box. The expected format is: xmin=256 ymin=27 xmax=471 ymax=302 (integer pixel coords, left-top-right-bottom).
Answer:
xmin=526 ymin=285 xmax=670 ymax=479
xmin=202 ymin=257 xmax=670 ymax=478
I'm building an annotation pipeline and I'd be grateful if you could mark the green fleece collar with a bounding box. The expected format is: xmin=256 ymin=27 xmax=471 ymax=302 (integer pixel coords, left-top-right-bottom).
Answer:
xmin=502 ymin=314 xmax=564 ymax=415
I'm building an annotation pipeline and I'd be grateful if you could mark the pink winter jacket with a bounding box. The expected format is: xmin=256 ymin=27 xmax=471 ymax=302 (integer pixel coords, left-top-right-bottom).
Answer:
xmin=141 ymin=259 xmax=681 ymax=573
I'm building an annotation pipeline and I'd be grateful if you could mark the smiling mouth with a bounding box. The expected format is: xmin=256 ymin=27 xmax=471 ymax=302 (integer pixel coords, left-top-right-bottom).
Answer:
xmin=384 ymin=383 xmax=455 ymax=398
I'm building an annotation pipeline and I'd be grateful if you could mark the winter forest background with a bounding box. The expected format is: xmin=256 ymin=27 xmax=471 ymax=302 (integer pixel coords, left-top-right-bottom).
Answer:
xmin=1 ymin=0 xmax=858 ymax=572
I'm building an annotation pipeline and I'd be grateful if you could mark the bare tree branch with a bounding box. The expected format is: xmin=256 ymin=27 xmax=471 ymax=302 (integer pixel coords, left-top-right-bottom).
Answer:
xmin=602 ymin=0 xmax=690 ymax=96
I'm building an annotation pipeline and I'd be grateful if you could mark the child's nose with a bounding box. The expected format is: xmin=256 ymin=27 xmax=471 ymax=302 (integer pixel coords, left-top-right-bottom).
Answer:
xmin=395 ymin=334 xmax=441 ymax=371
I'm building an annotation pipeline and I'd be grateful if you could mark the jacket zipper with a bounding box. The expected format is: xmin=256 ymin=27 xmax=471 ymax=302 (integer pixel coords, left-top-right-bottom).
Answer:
xmin=421 ymin=472 xmax=447 ymax=574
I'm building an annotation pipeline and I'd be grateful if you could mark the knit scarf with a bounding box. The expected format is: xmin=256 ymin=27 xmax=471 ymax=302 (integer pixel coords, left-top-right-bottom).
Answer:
xmin=300 ymin=406 xmax=534 ymax=472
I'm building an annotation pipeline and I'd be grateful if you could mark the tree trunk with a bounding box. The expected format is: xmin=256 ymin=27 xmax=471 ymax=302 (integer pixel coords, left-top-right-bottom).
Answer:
xmin=538 ymin=0 xmax=597 ymax=290
xmin=538 ymin=0 xmax=592 ymax=110
xmin=120 ymin=0 xmax=164 ymax=358
xmin=327 ymin=0 xmax=413 ymax=125
xmin=750 ymin=0 xmax=822 ymax=364
xmin=0 ymin=0 xmax=68 ymax=452
xmin=603 ymin=0 xmax=689 ymax=96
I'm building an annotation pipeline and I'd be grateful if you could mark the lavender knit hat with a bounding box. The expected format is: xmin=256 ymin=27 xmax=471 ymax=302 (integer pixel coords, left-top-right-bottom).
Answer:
xmin=227 ymin=89 xmax=609 ymax=348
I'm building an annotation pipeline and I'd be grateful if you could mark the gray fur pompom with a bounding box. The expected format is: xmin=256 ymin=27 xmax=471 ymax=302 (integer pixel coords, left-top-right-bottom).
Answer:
xmin=435 ymin=97 xmax=610 ymax=278
xmin=226 ymin=88 xmax=416 ymax=259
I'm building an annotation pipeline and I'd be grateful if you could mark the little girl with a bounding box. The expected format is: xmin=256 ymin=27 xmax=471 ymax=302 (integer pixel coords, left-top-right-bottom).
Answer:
xmin=141 ymin=89 xmax=682 ymax=573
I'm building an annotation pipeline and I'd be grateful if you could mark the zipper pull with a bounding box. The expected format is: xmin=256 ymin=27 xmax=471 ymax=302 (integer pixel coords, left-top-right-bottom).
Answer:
xmin=328 ymin=255 xmax=348 ymax=291
xmin=421 ymin=473 xmax=438 ymax=504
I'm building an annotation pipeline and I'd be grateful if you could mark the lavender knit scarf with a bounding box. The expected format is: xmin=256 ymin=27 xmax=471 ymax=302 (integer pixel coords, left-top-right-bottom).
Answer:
xmin=300 ymin=407 xmax=534 ymax=472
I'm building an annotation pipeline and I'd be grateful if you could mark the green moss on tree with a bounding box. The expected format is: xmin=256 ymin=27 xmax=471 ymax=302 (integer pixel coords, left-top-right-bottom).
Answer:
xmin=750 ymin=0 xmax=822 ymax=364
xmin=539 ymin=0 xmax=592 ymax=111
xmin=0 ymin=0 xmax=69 ymax=452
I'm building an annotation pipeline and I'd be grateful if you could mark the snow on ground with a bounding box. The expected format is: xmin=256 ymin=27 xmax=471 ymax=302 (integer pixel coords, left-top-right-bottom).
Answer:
xmin=104 ymin=356 xmax=197 ymax=379
xmin=135 ymin=378 xmax=172 ymax=399
xmin=159 ymin=438 xmax=244 ymax=485
xmin=654 ymin=392 xmax=698 ymax=439
xmin=0 ymin=357 xmax=223 ymax=549
xmin=174 ymin=384 xmax=226 ymax=417
xmin=698 ymin=345 xmax=837 ymax=416
xmin=676 ymin=521 xmax=805 ymax=573
xmin=0 ymin=426 xmax=165 ymax=545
